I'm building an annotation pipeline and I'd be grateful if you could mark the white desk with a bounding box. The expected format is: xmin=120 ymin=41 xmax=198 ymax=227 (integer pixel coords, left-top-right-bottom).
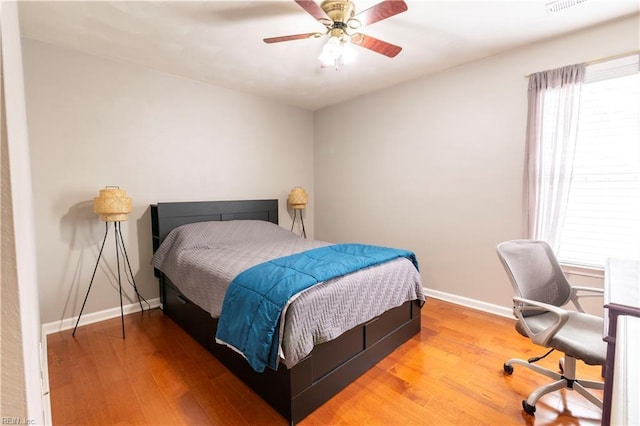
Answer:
xmin=610 ymin=315 xmax=640 ymax=426
xmin=602 ymin=258 xmax=640 ymax=426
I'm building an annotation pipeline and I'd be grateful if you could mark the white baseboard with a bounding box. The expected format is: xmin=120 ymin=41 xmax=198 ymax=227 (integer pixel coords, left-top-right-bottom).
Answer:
xmin=41 ymin=297 xmax=162 ymax=336
xmin=40 ymin=338 xmax=51 ymax=426
xmin=423 ymin=288 xmax=513 ymax=319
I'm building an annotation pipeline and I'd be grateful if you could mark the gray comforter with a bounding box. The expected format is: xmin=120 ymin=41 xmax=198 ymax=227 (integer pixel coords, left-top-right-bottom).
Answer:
xmin=152 ymin=220 xmax=425 ymax=368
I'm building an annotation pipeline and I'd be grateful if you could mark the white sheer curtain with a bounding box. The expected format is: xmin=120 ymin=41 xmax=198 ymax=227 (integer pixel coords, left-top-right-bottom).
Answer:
xmin=524 ymin=64 xmax=586 ymax=252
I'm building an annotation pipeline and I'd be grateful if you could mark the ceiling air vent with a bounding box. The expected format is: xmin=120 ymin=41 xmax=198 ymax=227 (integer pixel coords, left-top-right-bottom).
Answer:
xmin=546 ymin=0 xmax=589 ymax=13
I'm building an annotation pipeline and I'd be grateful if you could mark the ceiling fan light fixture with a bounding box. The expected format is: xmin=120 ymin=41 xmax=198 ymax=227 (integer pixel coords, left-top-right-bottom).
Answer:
xmin=341 ymin=39 xmax=358 ymax=64
xmin=323 ymin=35 xmax=342 ymax=58
xmin=318 ymin=51 xmax=337 ymax=67
xmin=318 ymin=35 xmax=343 ymax=66
xmin=268 ymin=0 xmax=408 ymax=67
xmin=318 ymin=52 xmax=336 ymax=67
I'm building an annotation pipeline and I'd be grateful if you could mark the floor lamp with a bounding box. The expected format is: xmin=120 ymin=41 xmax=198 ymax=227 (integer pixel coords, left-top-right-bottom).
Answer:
xmin=72 ymin=187 xmax=148 ymax=338
xmin=288 ymin=186 xmax=308 ymax=238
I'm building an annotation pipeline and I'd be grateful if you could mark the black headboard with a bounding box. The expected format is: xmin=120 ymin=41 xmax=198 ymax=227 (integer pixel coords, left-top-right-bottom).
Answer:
xmin=151 ymin=199 xmax=279 ymax=254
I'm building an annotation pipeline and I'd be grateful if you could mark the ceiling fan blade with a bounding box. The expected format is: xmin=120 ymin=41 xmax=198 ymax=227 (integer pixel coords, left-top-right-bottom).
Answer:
xmin=352 ymin=0 xmax=408 ymax=26
xmin=353 ymin=34 xmax=402 ymax=58
xmin=263 ymin=32 xmax=323 ymax=44
xmin=294 ymin=0 xmax=332 ymax=25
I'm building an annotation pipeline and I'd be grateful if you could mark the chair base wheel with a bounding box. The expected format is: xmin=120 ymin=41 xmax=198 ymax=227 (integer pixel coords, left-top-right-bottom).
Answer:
xmin=522 ymin=400 xmax=536 ymax=415
xmin=503 ymin=363 xmax=513 ymax=375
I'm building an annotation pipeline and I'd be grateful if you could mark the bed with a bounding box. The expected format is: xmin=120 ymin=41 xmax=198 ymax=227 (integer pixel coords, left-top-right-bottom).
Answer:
xmin=150 ymin=199 xmax=424 ymax=424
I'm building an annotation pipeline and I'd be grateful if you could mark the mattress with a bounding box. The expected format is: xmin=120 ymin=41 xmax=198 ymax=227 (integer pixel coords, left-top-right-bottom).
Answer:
xmin=152 ymin=220 xmax=425 ymax=368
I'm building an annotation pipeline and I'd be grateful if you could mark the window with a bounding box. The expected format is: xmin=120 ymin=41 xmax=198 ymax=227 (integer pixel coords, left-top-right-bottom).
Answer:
xmin=556 ymin=55 xmax=640 ymax=268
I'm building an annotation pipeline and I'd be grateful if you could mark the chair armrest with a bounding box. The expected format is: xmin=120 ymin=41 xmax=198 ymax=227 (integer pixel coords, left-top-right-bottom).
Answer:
xmin=570 ymin=286 xmax=604 ymax=313
xmin=513 ymin=296 xmax=569 ymax=347
xmin=572 ymin=286 xmax=604 ymax=294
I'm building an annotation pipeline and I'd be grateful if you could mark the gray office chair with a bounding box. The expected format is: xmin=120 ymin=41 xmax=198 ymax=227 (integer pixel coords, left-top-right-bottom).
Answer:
xmin=496 ymin=239 xmax=606 ymax=415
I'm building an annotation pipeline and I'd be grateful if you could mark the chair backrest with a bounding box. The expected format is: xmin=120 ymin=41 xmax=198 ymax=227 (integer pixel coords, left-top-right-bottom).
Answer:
xmin=497 ymin=240 xmax=572 ymax=314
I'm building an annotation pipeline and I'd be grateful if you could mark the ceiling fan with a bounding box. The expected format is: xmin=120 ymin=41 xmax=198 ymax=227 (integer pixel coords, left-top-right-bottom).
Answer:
xmin=263 ymin=0 xmax=408 ymax=67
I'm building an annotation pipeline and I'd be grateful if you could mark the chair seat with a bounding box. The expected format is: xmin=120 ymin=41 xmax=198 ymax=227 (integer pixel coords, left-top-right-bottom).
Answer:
xmin=516 ymin=311 xmax=606 ymax=366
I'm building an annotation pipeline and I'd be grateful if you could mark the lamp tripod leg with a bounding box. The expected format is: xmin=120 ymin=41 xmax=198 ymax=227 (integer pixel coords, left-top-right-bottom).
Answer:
xmin=73 ymin=222 xmax=109 ymax=337
xmin=291 ymin=210 xmax=297 ymax=232
xmin=291 ymin=210 xmax=306 ymax=238
xmin=115 ymin=221 xmax=147 ymax=312
xmin=114 ymin=222 xmax=126 ymax=339
xmin=300 ymin=212 xmax=306 ymax=238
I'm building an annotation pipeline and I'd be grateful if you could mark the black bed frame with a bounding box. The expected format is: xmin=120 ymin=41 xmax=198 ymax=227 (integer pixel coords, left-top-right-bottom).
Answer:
xmin=150 ymin=199 xmax=422 ymax=424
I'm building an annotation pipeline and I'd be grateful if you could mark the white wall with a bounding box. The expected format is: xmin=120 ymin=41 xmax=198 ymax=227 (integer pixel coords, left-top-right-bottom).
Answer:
xmin=1 ymin=2 xmax=44 ymax=422
xmin=313 ymin=15 xmax=640 ymax=310
xmin=22 ymin=14 xmax=640 ymax=324
xmin=22 ymin=39 xmax=315 ymax=324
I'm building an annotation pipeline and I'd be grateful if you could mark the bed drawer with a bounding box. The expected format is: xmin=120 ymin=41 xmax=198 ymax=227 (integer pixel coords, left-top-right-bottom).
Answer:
xmin=162 ymin=278 xmax=214 ymax=350
xmin=364 ymin=301 xmax=414 ymax=348
xmin=311 ymin=324 xmax=364 ymax=381
xmin=308 ymin=300 xmax=417 ymax=381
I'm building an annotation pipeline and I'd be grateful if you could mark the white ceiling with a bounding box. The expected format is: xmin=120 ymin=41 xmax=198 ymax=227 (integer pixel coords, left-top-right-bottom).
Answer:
xmin=17 ymin=1 xmax=640 ymax=110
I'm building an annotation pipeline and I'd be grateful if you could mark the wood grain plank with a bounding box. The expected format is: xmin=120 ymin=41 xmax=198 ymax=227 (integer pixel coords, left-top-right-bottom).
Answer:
xmin=48 ymin=299 xmax=604 ymax=425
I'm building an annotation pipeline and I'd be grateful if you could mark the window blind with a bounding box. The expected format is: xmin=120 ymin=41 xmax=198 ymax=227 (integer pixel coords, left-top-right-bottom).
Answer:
xmin=557 ymin=55 xmax=640 ymax=268
xmin=584 ymin=54 xmax=640 ymax=83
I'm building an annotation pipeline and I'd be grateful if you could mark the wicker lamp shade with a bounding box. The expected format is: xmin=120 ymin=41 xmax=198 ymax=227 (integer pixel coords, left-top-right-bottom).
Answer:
xmin=288 ymin=187 xmax=308 ymax=210
xmin=93 ymin=187 xmax=132 ymax=222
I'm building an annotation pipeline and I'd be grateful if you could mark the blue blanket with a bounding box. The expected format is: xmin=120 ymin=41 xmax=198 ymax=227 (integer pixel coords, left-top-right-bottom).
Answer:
xmin=215 ymin=243 xmax=419 ymax=372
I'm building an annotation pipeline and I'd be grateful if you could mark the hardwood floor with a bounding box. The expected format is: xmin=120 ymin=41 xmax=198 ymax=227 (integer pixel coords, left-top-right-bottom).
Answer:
xmin=47 ymin=298 xmax=603 ymax=425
